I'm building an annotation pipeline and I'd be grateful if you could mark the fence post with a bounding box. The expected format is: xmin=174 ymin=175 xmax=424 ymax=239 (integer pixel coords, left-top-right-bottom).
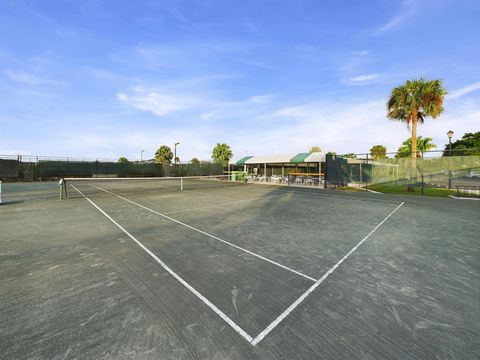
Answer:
xmin=359 ymin=162 xmax=362 ymax=186
xmin=365 ymin=154 xmax=369 ymax=191
xmin=421 ymin=151 xmax=424 ymax=196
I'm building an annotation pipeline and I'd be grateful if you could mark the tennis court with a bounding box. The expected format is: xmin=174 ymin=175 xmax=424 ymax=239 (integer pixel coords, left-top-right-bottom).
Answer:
xmin=1 ymin=178 xmax=479 ymax=359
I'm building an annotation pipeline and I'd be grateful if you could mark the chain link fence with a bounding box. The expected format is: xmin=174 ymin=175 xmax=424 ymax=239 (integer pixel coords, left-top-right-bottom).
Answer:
xmin=325 ymin=149 xmax=480 ymax=197
xmin=0 ymin=155 xmax=223 ymax=181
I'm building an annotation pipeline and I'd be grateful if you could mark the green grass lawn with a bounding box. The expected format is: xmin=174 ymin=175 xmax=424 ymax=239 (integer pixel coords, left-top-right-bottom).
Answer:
xmin=364 ymin=184 xmax=459 ymax=197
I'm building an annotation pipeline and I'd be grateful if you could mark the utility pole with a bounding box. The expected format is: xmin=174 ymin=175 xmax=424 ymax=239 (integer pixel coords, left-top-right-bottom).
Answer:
xmin=174 ymin=142 xmax=180 ymax=164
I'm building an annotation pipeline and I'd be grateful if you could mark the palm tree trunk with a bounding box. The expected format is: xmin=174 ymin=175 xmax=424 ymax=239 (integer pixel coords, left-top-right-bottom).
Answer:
xmin=411 ymin=110 xmax=418 ymax=158
xmin=411 ymin=110 xmax=418 ymax=182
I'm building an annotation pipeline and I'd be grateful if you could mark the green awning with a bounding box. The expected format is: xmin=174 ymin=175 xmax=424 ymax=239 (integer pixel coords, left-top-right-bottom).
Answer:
xmin=236 ymin=156 xmax=254 ymax=165
xmin=290 ymin=153 xmax=311 ymax=163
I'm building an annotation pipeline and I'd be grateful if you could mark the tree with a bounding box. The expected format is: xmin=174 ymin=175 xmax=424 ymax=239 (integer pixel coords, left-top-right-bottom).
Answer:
xmin=175 ymin=156 xmax=180 ymax=164
xmin=191 ymin=157 xmax=200 ymax=165
xmin=396 ymin=136 xmax=436 ymax=158
xmin=326 ymin=151 xmax=337 ymax=157
xmin=442 ymin=132 xmax=480 ymax=156
xmin=387 ymin=78 xmax=446 ymax=158
xmin=118 ymin=157 xmax=129 ymax=163
xmin=370 ymin=145 xmax=387 ymax=160
xmin=309 ymin=146 xmax=321 ymax=153
xmin=212 ymin=143 xmax=233 ymax=165
xmin=343 ymin=153 xmax=357 ymax=159
xmin=155 ymin=145 xmax=173 ymax=165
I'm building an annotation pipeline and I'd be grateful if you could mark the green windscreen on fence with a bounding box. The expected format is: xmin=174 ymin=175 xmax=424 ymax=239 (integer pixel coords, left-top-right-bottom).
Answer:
xmin=33 ymin=160 xmax=224 ymax=179
xmin=0 ymin=159 xmax=19 ymax=178
xmin=326 ymin=153 xmax=480 ymax=189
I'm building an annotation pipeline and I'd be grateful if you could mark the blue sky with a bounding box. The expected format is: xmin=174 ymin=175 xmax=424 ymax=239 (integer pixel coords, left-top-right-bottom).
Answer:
xmin=1 ymin=0 xmax=479 ymax=161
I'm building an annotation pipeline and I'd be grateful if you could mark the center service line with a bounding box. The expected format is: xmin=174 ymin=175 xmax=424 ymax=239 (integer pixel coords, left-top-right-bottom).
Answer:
xmin=250 ymin=201 xmax=405 ymax=346
xmin=71 ymin=184 xmax=255 ymax=343
xmin=94 ymin=185 xmax=317 ymax=282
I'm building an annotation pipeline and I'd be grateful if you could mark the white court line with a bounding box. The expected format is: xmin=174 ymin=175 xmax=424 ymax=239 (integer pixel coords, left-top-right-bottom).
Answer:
xmin=93 ymin=185 xmax=317 ymax=282
xmin=163 ymin=200 xmax=248 ymax=215
xmin=70 ymin=184 xmax=254 ymax=343
xmin=163 ymin=192 xmax=293 ymax=215
xmin=220 ymin=184 xmax=399 ymax=205
xmin=250 ymin=201 xmax=405 ymax=346
xmin=73 ymin=182 xmax=404 ymax=346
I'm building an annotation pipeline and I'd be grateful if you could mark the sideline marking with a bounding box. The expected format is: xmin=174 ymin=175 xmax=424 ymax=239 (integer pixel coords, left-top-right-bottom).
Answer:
xmin=71 ymin=184 xmax=254 ymax=343
xmin=73 ymin=182 xmax=404 ymax=346
xmin=250 ymin=201 xmax=405 ymax=345
xmin=93 ymin=185 xmax=317 ymax=282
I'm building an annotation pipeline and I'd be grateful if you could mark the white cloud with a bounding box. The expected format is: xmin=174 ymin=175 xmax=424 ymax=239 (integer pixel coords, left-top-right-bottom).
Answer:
xmin=117 ymin=87 xmax=200 ymax=116
xmin=3 ymin=94 xmax=479 ymax=160
xmin=5 ymin=70 xmax=42 ymax=84
xmin=201 ymin=112 xmax=215 ymax=120
xmin=447 ymin=81 xmax=480 ymax=100
xmin=376 ymin=0 xmax=417 ymax=34
xmin=238 ymin=97 xmax=479 ymax=157
xmin=348 ymin=73 xmax=380 ymax=82
xmin=4 ymin=69 xmax=63 ymax=85
xmin=249 ymin=94 xmax=274 ymax=104
xmin=377 ymin=15 xmax=407 ymax=33
xmin=111 ymin=40 xmax=258 ymax=70
xmin=351 ymin=50 xmax=369 ymax=56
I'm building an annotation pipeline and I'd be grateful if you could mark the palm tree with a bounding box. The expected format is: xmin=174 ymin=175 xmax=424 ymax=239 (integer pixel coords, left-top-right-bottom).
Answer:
xmin=370 ymin=145 xmax=387 ymax=160
xmin=191 ymin=157 xmax=200 ymax=165
xmin=396 ymin=136 xmax=436 ymax=158
xmin=212 ymin=143 xmax=233 ymax=166
xmin=387 ymin=78 xmax=446 ymax=158
xmin=155 ymin=145 xmax=173 ymax=165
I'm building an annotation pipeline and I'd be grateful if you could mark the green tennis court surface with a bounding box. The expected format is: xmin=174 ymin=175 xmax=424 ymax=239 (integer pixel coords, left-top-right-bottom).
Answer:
xmin=1 ymin=180 xmax=479 ymax=359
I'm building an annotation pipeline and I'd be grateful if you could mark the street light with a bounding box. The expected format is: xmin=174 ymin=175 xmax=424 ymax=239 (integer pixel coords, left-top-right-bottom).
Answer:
xmin=174 ymin=142 xmax=180 ymax=164
xmin=447 ymin=130 xmax=454 ymax=189
xmin=140 ymin=149 xmax=145 ymax=162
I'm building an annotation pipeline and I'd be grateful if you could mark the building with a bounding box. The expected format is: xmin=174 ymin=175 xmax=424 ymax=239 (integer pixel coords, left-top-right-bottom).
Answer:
xmin=229 ymin=152 xmax=326 ymax=184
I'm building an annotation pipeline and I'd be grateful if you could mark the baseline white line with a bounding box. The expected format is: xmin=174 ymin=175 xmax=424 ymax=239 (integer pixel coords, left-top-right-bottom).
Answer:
xmin=93 ymin=185 xmax=317 ymax=282
xmin=250 ymin=201 xmax=405 ymax=346
xmin=70 ymin=184 xmax=254 ymax=343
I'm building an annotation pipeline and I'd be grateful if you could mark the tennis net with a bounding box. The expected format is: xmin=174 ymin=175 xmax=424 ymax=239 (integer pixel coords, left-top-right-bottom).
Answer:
xmin=62 ymin=175 xmax=244 ymax=199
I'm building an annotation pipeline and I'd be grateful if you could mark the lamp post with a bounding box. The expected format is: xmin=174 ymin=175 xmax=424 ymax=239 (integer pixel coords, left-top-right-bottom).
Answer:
xmin=447 ymin=130 xmax=454 ymax=189
xmin=140 ymin=149 xmax=145 ymax=162
xmin=174 ymin=142 xmax=180 ymax=164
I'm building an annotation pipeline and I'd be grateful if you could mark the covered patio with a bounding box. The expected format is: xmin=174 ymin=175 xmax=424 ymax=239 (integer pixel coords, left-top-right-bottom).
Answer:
xmin=229 ymin=152 xmax=326 ymax=187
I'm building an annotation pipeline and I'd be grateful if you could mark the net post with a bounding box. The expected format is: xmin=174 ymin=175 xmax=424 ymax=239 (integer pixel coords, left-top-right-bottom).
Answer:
xmin=59 ymin=178 xmax=64 ymax=199
xmin=180 ymin=177 xmax=184 ymax=191
xmin=0 ymin=180 xmax=2 ymax=205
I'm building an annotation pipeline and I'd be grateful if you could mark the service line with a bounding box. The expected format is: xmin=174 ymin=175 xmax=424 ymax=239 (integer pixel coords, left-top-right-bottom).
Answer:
xmin=250 ymin=201 xmax=405 ymax=345
xmin=93 ymin=185 xmax=317 ymax=282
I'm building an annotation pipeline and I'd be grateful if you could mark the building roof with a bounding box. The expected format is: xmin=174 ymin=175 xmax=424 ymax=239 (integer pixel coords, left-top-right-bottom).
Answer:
xmin=229 ymin=152 xmax=326 ymax=165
